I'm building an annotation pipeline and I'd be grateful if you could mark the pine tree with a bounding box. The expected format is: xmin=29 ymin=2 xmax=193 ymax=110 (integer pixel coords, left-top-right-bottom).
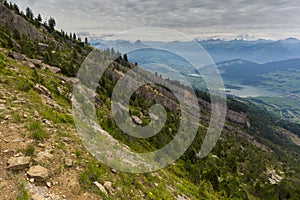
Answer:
xmin=123 ymin=54 xmax=128 ymax=62
xmin=3 ymin=0 xmax=9 ymax=8
xmin=111 ymin=48 xmax=115 ymax=55
xmin=25 ymin=7 xmax=34 ymax=19
xmin=13 ymin=3 xmax=19 ymax=13
xmin=73 ymin=33 xmax=76 ymax=40
xmin=85 ymin=37 xmax=88 ymax=45
xmin=47 ymin=17 xmax=56 ymax=32
xmin=36 ymin=14 xmax=42 ymax=22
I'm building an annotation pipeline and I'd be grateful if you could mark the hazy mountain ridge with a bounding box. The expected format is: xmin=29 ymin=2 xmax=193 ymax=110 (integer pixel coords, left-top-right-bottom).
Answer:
xmin=92 ymin=37 xmax=300 ymax=64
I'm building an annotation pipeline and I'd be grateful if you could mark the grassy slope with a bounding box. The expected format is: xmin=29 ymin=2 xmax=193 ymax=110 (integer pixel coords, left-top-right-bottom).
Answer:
xmin=0 ymin=2 xmax=300 ymax=199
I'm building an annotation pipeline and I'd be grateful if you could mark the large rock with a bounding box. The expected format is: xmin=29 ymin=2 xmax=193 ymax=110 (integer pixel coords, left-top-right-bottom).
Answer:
xmin=8 ymin=51 xmax=25 ymax=60
xmin=27 ymin=58 xmax=42 ymax=66
xmin=27 ymin=165 xmax=49 ymax=181
xmin=42 ymin=63 xmax=61 ymax=74
xmin=7 ymin=156 xmax=31 ymax=170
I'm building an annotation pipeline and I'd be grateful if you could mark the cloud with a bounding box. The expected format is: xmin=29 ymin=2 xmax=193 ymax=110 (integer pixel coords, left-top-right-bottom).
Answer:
xmin=10 ymin=0 xmax=300 ymax=39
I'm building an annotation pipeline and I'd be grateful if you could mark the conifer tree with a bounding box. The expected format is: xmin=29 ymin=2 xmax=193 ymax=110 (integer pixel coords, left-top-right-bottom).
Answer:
xmin=13 ymin=3 xmax=19 ymax=13
xmin=26 ymin=7 xmax=34 ymax=19
xmin=36 ymin=14 xmax=42 ymax=22
xmin=123 ymin=54 xmax=128 ymax=62
xmin=48 ymin=17 xmax=56 ymax=32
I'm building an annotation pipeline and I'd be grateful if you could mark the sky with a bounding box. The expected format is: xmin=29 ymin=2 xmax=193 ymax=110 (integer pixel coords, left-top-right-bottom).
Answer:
xmin=10 ymin=0 xmax=300 ymax=41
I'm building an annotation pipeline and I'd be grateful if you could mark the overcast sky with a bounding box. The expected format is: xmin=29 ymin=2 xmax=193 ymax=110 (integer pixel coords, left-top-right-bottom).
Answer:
xmin=10 ymin=0 xmax=300 ymax=40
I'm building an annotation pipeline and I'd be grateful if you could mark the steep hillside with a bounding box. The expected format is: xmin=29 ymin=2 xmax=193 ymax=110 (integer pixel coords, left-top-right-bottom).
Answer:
xmin=0 ymin=2 xmax=93 ymax=77
xmin=0 ymin=1 xmax=300 ymax=200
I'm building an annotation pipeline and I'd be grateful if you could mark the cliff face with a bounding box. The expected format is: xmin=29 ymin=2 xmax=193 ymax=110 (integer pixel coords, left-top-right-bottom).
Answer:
xmin=227 ymin=109 xmax=249 ymax=125
xmin=0 ymin=4 xmax=46 ymax=41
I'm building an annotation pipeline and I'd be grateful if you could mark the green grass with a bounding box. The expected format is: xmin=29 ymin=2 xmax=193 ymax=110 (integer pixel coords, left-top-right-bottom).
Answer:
xmin=79 ymin=162 xmax=105 ymax=195
xmin=28 ymin=121 xmax=49 ymax=141
xmin=14 ymin=183 xmax=30 ymax=200
xmin=24 ymin=145 xmax=35 ymax=156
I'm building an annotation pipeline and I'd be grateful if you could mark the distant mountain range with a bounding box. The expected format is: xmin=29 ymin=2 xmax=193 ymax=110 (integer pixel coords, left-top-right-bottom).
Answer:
xmin=91 ymin=37 xmax=300 ymax=64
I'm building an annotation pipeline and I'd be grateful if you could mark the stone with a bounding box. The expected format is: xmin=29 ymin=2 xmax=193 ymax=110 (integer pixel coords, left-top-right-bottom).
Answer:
xmin=104 ymin=181 xmax=112 ymax=190
xmin=34 ymin=110 xmax=39 ymax=118
xmin=93 ymin=181 xmax=107 ymax=195
xmin=7 ymin=156 xmax=30 ymax=170
xmin=27 ymin=165 xmax=49 ymax=181
xmin=38 ymin=43 xmax=49 ymax=50
xmin=36 ymin=151 xmax=53 ymax=161
xmin=132 ymin=115 xmax=143 ymax=125
xmin=46 ymin=182 xmax=51 ymax=188
xmin=12 ymin=138 xmax=25 ymax=143
xmin=24 ymin=61 xmax=36 ymax=69
xmin=42 ymin=119 xmax=51 ymax=125
xmin=29 ymin=178 xmax=35 ymax=183
xmin=111 ymin=168 xmax=117 ymax=173
xmin=27 ymin=58 xmax=42 ymax=66
xmin=31 ymin=193 xmax=44 ymax=200
xmin=14 ymin=152 xmax=24 ymax=157
xmin=34 ymin=84 xmax=51 ymax=98
xmin=65 ymin=159 xmax=73 ymax=167
xmin=8 ymin=51 xmax=25 ymax=60
xmin=42 ymin=63 xmax=61 ymax=74
xmin=60 ymin=77 xmax=79 ymax=85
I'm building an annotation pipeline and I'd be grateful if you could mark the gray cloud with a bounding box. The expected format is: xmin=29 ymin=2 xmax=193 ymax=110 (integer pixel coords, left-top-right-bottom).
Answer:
xmin=10 ymin=0 xmax=300 ymax=39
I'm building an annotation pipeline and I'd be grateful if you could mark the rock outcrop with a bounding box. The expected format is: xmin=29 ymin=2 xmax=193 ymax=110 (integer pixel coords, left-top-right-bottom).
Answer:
xmin=7 ymin=156 xmax=31 ymax=170
xmin=27 ymin=165 xmax=49 ymax=182
xmin=0 ymin=4 xmax=46 ymax=41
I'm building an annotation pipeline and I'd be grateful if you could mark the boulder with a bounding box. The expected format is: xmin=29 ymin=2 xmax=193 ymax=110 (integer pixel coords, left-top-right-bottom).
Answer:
xmin=27 ymin=58 xmax=42 ymax=66
xmin=7 ymin=156 xmax=30 ymax=170
xmin=8 ymin=51 xmax=25 ymax=60
xmin=42 ymin=63 xmax=61 ymax=74
xmin=27 ymin=165 xmax=49 ymax=181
